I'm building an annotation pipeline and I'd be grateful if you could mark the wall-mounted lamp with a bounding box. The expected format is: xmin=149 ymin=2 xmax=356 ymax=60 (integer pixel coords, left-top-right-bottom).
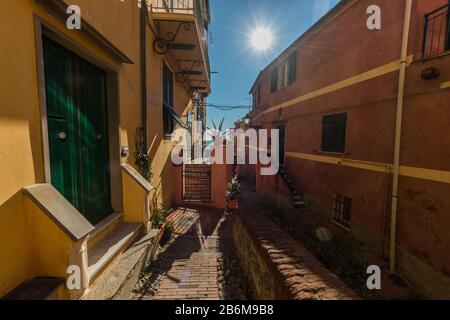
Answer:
xmin=421 ymin=67 xmax=440 ymax=80
xmin=121 ymin=145 xmax=130 ymax=158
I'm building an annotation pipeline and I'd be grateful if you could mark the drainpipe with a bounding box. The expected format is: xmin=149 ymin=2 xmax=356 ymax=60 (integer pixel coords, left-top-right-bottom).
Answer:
xmin=389 ymin=0 xmax=413 ymax=272
xmin=141 ymin=0 xmax=148 ymax=152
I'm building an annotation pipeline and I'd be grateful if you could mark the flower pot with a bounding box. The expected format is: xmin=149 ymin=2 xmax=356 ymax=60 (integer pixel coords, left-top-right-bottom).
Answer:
xmin=227 ymin=199 xmax=239 ymax=210
xmin=157 ymin=222 xmax=166 ymax=242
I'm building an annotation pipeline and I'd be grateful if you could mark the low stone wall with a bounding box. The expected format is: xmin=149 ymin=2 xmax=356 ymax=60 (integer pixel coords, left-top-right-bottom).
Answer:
xmin=233 ymin=211 xmax=359 ymax=300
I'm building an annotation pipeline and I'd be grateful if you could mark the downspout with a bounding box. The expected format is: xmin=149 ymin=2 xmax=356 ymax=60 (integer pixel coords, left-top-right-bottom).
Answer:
xmin=140 ymin=0 xmax=151 ymax=230
xmin=141 ymin=0 xmax=148 ymax=153
xmin=389 ymin=0 xmax=413 ymax=272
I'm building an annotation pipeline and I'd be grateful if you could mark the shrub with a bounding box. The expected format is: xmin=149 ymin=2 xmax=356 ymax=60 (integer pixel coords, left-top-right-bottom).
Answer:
xmin=151 ymin=207 xmax=174 ymax=229
xmin=161 ymin=221 xmax=175 ymax=245
xmin=256 ymin=191 xmax=297 ymax=225
xmin=255 ymin=192 xmax=368 ymax=294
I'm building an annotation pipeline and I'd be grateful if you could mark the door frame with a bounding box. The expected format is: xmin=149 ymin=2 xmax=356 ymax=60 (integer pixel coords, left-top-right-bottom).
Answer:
xmin=34 ymin=16 xmax=123 ymax=217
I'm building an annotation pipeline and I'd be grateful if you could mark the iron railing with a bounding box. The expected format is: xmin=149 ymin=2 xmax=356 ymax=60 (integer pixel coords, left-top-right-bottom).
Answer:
xmin=152 ymin=0 xmax=194 ymax=14
xmin=422 ymin=2 xmax=450 ymax=59
xmin=152 ymin=0 xmax=210 ymax=75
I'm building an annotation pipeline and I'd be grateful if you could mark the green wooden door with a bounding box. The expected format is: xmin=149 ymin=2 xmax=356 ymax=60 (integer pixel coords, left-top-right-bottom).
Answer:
xmin=43 ymin=37 xmax=112 ymax=225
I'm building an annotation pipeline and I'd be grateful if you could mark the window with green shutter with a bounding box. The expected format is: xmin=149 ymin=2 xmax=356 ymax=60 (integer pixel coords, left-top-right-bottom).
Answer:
xmin=270 ymin=50 xmax=297 ymax=92
xmin=288 ymin=51 xmax=297 ymax=84
xmin=321 ymin=113 xmax=347 ymax=153
xmin=270 ymin=68 xmax=278 ymax=93
xmin=163 ymin=63 xmax=174 ymax=135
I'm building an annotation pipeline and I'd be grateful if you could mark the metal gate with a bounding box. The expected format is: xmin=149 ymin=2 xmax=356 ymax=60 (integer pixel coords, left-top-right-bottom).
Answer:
xmin=183 ymin=164 xmax=211 ymax=202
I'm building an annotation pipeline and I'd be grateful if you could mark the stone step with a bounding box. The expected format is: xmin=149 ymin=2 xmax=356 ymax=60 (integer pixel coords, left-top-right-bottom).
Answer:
xmin=88 ymin=212 xmax=123 ymax=248
xmin=88 ymin=222 xmax=142 ymax=282
xmin=3 ymin=277 xmax=65 ymax=300
xmin=85 ymin=229 xmax=160 ymax=300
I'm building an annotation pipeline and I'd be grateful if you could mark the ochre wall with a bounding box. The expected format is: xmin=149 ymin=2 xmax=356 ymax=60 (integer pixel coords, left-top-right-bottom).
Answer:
xmin=0 ymin=0 xmax=117 ymax=297
xmin=0 ymin=0 xmax=198 ymax=297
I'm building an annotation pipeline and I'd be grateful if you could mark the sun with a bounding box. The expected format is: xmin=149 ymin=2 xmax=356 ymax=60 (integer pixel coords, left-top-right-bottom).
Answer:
xmin=250 ymin=27 xmax=273 ymax=51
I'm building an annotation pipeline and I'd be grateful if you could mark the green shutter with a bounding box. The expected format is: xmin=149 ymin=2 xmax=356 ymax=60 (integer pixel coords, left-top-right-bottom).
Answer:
xmin=270 ymin=68 xmax=278 ymax=93
xmin=163 ymin=63 xmax=174 ymax=134
xmin=321 ymin=113 xmax=347 ymax=153
xmin=288 ymin=52 xmax=297 ymax=84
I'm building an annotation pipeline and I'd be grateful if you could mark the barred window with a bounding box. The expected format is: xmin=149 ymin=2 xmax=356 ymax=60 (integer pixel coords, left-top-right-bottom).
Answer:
xmin=333 ymin=193 xmax=352 ymax=229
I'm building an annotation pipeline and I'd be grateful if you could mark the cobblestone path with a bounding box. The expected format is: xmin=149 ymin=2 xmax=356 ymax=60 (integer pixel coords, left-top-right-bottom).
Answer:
xmin=133 ymin=207 xmax=253 ymax=300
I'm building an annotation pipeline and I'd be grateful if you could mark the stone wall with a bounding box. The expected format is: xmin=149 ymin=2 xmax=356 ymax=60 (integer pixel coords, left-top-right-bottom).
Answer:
xmin=233 ymin=211 xmax=359 ymax=300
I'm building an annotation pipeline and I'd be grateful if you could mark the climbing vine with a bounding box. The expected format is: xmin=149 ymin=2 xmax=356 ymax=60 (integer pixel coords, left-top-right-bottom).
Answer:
xmin=134 ymin=127 xmax=153 ymax=181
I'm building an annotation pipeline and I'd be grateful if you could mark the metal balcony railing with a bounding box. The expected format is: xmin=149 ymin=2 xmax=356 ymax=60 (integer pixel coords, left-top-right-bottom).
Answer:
xmin=152 ymin=0 xmax=195 ymax=14
xmin=152 ymin=0 xmax=210 ymax=75
xmin=422 ymin=2 xmax=450 ymax=59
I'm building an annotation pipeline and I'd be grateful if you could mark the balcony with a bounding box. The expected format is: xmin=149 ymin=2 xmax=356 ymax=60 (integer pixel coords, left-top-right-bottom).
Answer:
xmin=422 ymin=3 xmax=450 ymax=59
xmin=151 ymin=0 xmax=211 ymax=93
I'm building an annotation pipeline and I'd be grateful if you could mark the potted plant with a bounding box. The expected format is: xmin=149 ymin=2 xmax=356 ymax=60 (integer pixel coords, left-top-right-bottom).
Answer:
xmin=226 ymin=176 xmax=241 ymax=210
xmin=151 ymin=207 xmax=174 ymax=242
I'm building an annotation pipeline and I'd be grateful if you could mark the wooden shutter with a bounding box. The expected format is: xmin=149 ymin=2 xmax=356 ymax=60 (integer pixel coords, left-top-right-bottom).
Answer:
xmin=163 ymin=64 xmax=174 ymax=134
xmin=321 ymin=113 xmax=347 ymax=153
xmin=288 ymin=51 xmax=297 ymax=84
xmin=270 ymin=68 xmax=278 ymax=93
xmin=335 ymin=113 xmax=347 ymax=153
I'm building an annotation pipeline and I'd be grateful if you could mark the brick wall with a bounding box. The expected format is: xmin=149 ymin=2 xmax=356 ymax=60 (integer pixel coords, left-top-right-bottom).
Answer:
xmin=233 ymin=211 xmax=359 ymax=300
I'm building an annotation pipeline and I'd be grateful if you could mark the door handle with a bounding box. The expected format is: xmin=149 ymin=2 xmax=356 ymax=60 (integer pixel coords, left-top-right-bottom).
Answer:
xmin=93 ymin=133 xmax=102 ymax=140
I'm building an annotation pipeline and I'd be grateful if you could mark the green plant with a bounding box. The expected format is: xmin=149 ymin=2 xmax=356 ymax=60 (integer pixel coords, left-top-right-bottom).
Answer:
xmin=150 ymin=207 xmax=174 ymax=229
xmin=255 ymin=192 xmax=369 ymax=295
xmin=226 ymin=176 xmax=241 ymax=200
xmin=256 ymin=191 xmax=296 ymax=224
xmin=207 ymin=117 xmax=227 ymax=140
xmin=135 ymin=127 xmax=152 ymax=180
xmin=161 ymin=221 xmax=175 ymax=244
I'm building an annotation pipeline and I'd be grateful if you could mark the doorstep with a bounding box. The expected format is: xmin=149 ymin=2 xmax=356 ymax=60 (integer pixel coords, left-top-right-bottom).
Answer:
xmin=87 ymin=222 xmax=142 ymax=282
xmin=84 ymin=229 xmax=160 ymax=300
xmin=88 ymin=212 xmax=123 ymax=248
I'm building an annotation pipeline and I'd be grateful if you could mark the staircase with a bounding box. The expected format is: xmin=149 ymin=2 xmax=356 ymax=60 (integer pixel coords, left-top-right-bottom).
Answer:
xmin=84 ymin=214 xmax=160 ymax=300
xmin=278 ymin=166 xmax=309 ymax=209
xmin=87 ymin=220 xmax=142 ymax=282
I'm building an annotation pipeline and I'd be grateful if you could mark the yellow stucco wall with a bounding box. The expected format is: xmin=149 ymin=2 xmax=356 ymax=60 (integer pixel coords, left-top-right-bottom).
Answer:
xmin=0 ymin=0 xmax=197 ymax=297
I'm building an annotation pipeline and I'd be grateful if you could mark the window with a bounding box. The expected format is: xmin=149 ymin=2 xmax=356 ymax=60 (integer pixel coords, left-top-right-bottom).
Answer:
xmin=422 ymin=3 xmax=450 ymax=59
xmin=163 ymin=63 xmax=174 ymax=134
xmin=277 ymin=61 xmax=289 ymax=90
xmin=321 ymin=113 xmax=347 ymax=153
xmin=333 ymin=194 xmax=352 ymax=229
xmin=253 ymin=83 xmax=261 ymax=108
xmin=270 ymin=51 xmax=297 ymax=92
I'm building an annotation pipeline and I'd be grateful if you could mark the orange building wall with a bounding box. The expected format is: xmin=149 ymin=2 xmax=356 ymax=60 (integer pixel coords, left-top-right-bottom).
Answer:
xmin=249 ymin=0 xmax=450 ymax=298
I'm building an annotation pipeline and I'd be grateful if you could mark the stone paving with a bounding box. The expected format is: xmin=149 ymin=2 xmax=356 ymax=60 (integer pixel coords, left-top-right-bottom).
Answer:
xmin=132 ymin=207 xmax=253 ymax=300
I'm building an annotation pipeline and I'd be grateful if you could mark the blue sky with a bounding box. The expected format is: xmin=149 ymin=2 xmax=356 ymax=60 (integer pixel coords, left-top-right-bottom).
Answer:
xmin=207 ymin=0 xmax=340 ymax=130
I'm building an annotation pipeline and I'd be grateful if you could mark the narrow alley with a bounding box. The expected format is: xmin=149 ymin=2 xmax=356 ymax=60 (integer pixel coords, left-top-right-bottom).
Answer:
xmin=132 ymin=207 xmax=254 ymax=300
